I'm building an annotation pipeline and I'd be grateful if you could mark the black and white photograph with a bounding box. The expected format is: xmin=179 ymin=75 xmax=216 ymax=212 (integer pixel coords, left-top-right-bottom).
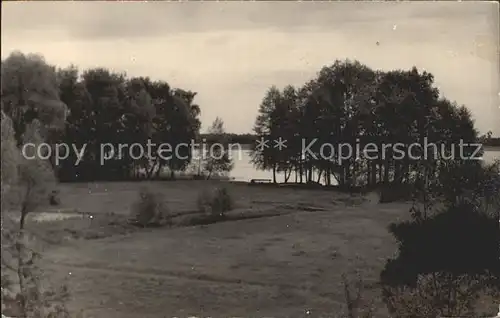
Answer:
xmin=1 ymin=1 xmax=500 ymax=317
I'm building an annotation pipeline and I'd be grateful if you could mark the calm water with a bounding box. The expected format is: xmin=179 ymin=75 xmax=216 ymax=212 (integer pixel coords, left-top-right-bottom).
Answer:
xmin=223 ymin=149 xmax=500 ymax=183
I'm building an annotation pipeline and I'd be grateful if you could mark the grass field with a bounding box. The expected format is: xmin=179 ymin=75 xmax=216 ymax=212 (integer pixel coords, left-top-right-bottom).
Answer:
xmin=23 ymin=181 xmax=415 ymax=317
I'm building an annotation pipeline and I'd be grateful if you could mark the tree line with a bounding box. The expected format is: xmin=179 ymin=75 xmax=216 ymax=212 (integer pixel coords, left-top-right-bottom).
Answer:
xmin=1 ymin=51 xmax=235 ymax=182
xmin=250 ymin=59 xmax=493 ymax=187
xmin=220 ymin=133 xmax=500 ymax=148
xmin=2 ymin=52 xmax=496 ymax=185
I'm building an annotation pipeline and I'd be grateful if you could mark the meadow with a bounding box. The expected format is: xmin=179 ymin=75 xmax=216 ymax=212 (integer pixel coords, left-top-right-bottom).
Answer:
xmin=23 ymin=181 xmax=414 ymax=318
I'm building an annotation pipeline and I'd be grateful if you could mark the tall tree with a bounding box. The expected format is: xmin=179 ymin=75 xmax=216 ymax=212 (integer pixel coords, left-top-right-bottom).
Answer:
xmin=203 ymin=117 xmax=234 ymax=180
xmin=251 ymin=86 xmax=283 ymax=183
xmin=1 ymin=51 xmax=67 ymax=146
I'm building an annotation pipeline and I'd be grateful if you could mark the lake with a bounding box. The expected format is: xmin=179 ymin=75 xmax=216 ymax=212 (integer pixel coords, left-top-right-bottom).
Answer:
xmin=220 ymin=149 xmax=500 ymax=183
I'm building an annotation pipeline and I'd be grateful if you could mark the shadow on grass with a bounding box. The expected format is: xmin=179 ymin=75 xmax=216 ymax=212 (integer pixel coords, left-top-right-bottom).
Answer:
xmin=178 ymin=210 xmax=290 ymax=227
xmin=27 ymin=206 xmax=297 ymax=246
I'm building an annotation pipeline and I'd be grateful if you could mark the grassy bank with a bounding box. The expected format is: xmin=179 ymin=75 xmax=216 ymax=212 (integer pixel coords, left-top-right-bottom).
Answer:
xmin=16 ymin=181 xmax=403 ymax=317
xmin=16 ymin=181 xmax=498 ymax=317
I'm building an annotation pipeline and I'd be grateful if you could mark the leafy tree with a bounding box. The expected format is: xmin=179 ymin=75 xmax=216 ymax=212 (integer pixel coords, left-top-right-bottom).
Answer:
xmin=122 ymin=77 xmax=156 ymax=178
xmin=80 ymin=68 xmax=128 ymax=180
xmin=55 ymin=65 xmax=93 ymax=181
xmin=307 ymin=60 xmax=377 ymax=186
xmin=203 ymin=117 xmax=234 ymax=180
xmin=150 ymin=85 xmax=200 ymax=179
xmin=17 ymin=120 xmax=56 ymax=230
xmin=275 ymin=85 xmax=301 ymax=183
xmin=1 ymin=52 xmax=67 ymax=146
xmin=1 ymin=110 xmax=20 ymax=202
xmin=251 ymin=86 xmax=283 ymax=183
xmin=251 ymin=60 xmax=483 ymax=195
xmin=1 ymin=104 xmax=68 ymax=318
xmin=165 ymin=89 xmax=200 ymax=178
xmin=54 ymin=66 xmax=202 ymax=181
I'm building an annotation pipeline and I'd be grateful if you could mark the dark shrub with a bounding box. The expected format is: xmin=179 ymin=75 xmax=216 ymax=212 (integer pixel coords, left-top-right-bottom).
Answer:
xmin=381 ymin=161 xmax=500 ymax=316
xmin=49 ymin=190 xmax=60 ymax=206
xmin=381 ymin=203 xmax=500 ymax=287
xmin=381 ymin=203 xmax=500 ymax=316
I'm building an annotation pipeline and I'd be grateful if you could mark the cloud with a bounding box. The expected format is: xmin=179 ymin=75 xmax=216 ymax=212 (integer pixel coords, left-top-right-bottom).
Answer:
xmin=3 ymin=1 xmax=492 ymax=39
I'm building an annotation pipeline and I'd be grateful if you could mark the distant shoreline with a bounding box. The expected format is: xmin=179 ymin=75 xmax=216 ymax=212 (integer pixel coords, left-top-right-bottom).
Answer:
xmin=483 ymin=145 xmax=500 ymax=151
xmin=234 ymin=144 xmax=500 ymax=152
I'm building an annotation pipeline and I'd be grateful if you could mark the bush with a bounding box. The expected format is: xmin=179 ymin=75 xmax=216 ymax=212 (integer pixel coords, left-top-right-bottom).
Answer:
xmin=436 ymin=160 xmax=500 ymax=213
xmin=2 ymin=112 xmax=71 ymax=318
xmin=382 ymin=203 xmax=500 ymax=286
xmin=1 ymin=220 xmax=72 ymax=318
xmin=130 ymin=189 xmax=171 ymax=227
xmin=382 ymin=273 xmax=499 ymax=318
xmin=49 ymin=190 xmax=60 ymax=206
xmin=340 ymin=272 xmax=375 ymax=318
xmin=380 ymin=160 xmax=500 ymax=317
xmin=196 ymin=186 xmax=233 ymax=219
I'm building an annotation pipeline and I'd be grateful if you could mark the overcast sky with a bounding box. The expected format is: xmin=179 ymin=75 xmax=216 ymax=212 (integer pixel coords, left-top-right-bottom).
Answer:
xmin=2 ymin=1 xmax=499 ymax=135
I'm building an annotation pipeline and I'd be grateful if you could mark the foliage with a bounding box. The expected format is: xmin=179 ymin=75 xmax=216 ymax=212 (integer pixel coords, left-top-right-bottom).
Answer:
xmin=1 ymin=53 xmax=70 ymax=316
xmin=383 ymin=273 xmax=499 ymax=318
xmin=210 ymin=132 xmax=500 ymax=149
xmin=1 ymin=226 xmax=71 ymax=318
xmin=129 ymin=189 xmax=171 ymax=227
xmin=196 ymin=186 xmax=234 ymax=218
xmin=1 ymin=111 xmax=20 ymax=211
xmin=1 ymin=111 xmax=69 ymax=317
xmin=380 ymin=160 xmax=500 ymax=316
xmin=436 ymin=160 xmax=500 ymax=215
xmin=2 ymin=49 xmax=498 ymax=317
xmin=1 ymin=51 xmax=67 ymax=146
xmin=479 ymin=131 xmax=500 ymax=147
xmin=339 ymin=273 xmax=375 ymax=318
xmin=251 ymin=60 xmax=481 ymax=188
xmin=17 ymin=121 xmax=57 ymax=229
xmin=202 ymin=117 xmax=234 ymax=180
xmin=381 ymin=203 xmax=500 ymax=285
xmin=0 ymin=54 xmax=203 ymax=182
xmin=335 ymin=270 xmax=462 ymax=318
